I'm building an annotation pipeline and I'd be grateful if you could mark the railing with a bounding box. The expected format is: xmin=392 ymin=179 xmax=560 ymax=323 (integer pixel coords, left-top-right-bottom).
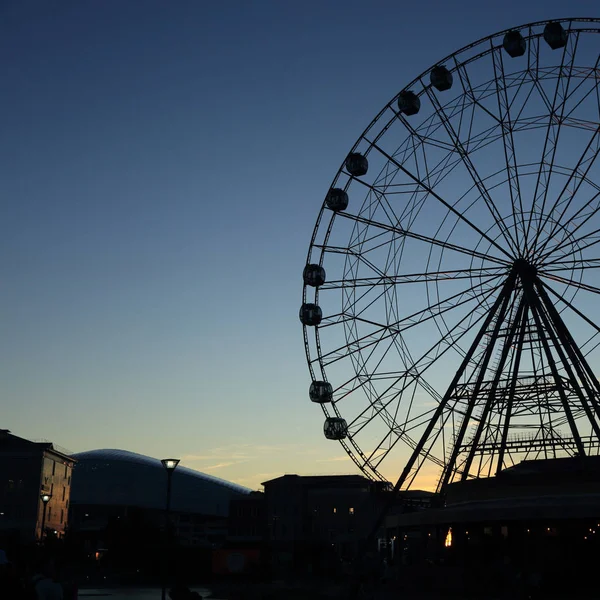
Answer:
xmin=461 ymin=434 xmax=600 ymax=455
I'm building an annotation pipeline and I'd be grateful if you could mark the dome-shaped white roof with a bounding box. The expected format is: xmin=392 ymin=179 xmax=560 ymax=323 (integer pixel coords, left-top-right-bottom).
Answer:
xmin=71 ymin=448 xmax=250 ymax=516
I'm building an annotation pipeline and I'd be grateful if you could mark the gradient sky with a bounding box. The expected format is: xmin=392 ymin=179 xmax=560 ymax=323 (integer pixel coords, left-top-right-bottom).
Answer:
xmin=2 ymin=0 xmax=598 ymax=490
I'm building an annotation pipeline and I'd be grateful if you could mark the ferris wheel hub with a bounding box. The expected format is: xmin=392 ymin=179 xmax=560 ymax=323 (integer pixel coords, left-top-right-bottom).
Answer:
xmin=512 ymin=258 xmax=537 ymax=280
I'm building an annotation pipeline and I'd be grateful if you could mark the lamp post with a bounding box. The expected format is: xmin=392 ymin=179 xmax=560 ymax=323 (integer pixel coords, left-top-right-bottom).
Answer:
xmin=161 ymin=458 xmax=179 ymax=600
xmin=40 ymin=493 xmax=52 ymax=542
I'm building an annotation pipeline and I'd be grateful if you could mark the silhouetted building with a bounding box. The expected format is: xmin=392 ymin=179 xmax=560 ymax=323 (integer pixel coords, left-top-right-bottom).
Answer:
xmin=382 ymin=458 xmax=600 ymax=596
xmin=385 ymin=456 xmax=600 ymax=535
xmin=0 ymin=429 xmax=75 ymax=544
xmin=261 ymin=474 xmax=393 ymax=574
xmin=69 ymin=449 xmax=250 ymax=549
xmin=228 ymin=490 xmax=266 ymax=543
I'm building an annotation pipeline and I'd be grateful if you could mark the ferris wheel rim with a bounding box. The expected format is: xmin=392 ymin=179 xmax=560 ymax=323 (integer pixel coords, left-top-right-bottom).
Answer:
xmin=302 ymin=18 xmax=600 ymax=485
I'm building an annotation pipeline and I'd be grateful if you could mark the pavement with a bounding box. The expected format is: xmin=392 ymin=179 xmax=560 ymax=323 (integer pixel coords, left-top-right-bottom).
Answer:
xmin=79 ymin=588 xmax=224 ymax=600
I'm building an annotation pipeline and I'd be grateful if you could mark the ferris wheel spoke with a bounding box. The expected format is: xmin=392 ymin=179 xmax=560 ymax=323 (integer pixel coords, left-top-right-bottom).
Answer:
xmin=535 ymin=188 xmax=600 ymax=265
xmin=534 ymin=128 xmax=600 ymax=257
xmin=540 ymin=257 xmax=600 ymax=272
xmin=364 ymin=411 xmax=447 ymax=473
xmin=541 ymin=272 xmax=600 ymax=295
xmin=539 ymin=221 xmax=600 ymax=268
xmin=321 ymin=266 xmax=507 ymax=289
xmin=526 ymin=31 xmax=581 ymax=248
xmin=351 ymin=178 xmax=409 ymax=235
xmin=346 ymin=227 xmax=403 ymax=258
xmin=318 ymin=244 xmax=391 ymax=283
xmin=542 ymin=280 xmax=600 ymax=336
xmin=490 ymin=45 xmax=527 ymax=252
xmin=341 ymin=277 xmax=403 ymax=323
xmin=348 ymin=281 xmax=503 ymax=434
xmin=420 ymin=80 xmax=520 ymax=255
xmin=317 ymin=274 xmax=502 ymax=368
xmin=364 ymin=140 xmax=514 ymax=260
xmin=560 ymin=56 xmax=600 ymax=122
xmin=452 ymin=59 xmax=502 ymax=126
xmin=532 ymin=64 xmax=600 ymax=255
xmin=332 ymin=286 xmax=500 ymax=400
xmin=335 ymin=210 xmax=509 ymax=265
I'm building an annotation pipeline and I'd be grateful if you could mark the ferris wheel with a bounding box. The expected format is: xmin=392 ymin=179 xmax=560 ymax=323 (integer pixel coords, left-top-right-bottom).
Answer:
xmin=300 ymin=18 xmax=600 ymax=492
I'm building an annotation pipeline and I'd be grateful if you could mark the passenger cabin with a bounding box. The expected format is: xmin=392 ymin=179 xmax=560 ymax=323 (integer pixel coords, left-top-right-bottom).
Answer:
xmin=544 ymin=22 xmax=568 ymax=50
xmin=325 ymin=188 xmax=349 ymax=212
xmin=299 ymin=303 xmax=322 ymax=326
xmin=345 ymin=153 xmax=368 ymax=177
xmin=324 ymin=417 xmax=348 ymax=440
xmin=310 ymin=381 xmax=333 ymax=404
xmin=430 ymin=66 xmax=453 ymax=92
xmin=303 ymin=264 xmax=326 ymax=287
xmin=503 ymin=31 xmax=526 ymax=58
xmin=397 ymin=91 xmax=420 ymax=115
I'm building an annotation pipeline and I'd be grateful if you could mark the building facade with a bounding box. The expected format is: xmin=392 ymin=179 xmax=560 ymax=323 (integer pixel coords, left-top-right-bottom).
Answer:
xmin=261 ymin=474 xmax=393 ymax=574
xmin=0 ymin=429 xmax=75 ymax=544
xmin=228 ymin=491 xmax=266 ymax=544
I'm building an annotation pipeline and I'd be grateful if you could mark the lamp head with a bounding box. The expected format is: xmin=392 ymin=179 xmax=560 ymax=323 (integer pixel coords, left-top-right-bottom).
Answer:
xmin=161 ymin=458 xmax=180 ymax=471
xmin=40 ymin=493 xmax=52 ymax=503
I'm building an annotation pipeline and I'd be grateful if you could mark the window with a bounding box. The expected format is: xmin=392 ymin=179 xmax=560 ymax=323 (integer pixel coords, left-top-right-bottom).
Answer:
xmin=62 ymin=487 xmax=66 ymax=501
xmin=52 ymin=461 xmax=56 ymax=476
xmin=333 ymin=507 xmax=337 ymax=514
xmin=349 ymin=507 xmax=355 ymax=515
xmin=60 ymin=509 xmax=64 ymax=524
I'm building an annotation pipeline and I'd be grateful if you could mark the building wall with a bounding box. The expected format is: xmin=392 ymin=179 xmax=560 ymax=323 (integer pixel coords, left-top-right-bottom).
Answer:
xmin=0 ymin=430 xmax=74 ymax=543
xmin=0 ymin=453 xmax=42 ymax=542
xmin=39 ymin=454 xmax=73 ymax=538
xmin=306 ymin=485 xmax=377 ymax=550
xmin=228 ymin=491 xmax=265 ymax=543
xmin=262 ymin=475 xmax=387 ymax=567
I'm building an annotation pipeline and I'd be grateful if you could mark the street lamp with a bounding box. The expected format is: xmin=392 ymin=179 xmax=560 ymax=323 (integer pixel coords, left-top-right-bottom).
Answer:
xmin=40 ymin=492 xmax=52 ymax=542
xmin=161 ymin=458 xmax=179 ymax=600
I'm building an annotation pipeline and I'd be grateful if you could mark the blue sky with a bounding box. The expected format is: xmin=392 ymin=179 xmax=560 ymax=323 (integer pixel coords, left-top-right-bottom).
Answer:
xmin=2 ymin=0 xmax=598 ymax=489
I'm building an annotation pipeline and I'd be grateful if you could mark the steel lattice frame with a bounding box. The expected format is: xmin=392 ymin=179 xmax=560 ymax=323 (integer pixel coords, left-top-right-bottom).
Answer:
xmin=301 ymin=18 xmax=600 ymax=492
